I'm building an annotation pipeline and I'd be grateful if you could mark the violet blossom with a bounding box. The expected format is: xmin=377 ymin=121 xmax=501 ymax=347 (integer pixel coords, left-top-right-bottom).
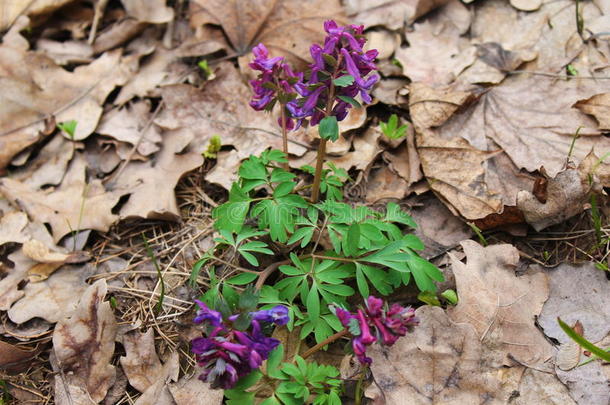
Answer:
xmin=249 ymin=20 xmax=378 ymax=131
xmin=191 ymin=301 xmax=289 ymax=389
xmin=335 ymin=296 xmax=418 ymax=365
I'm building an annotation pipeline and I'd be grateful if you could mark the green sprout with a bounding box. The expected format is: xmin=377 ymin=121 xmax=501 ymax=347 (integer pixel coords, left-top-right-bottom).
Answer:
xmin=203 ymin=135 xmax=222 ymax=159
xmin=57 ymin=120 xmax=78 ymax=139
xmin=379 ymin=114 xmax=408 ymax=140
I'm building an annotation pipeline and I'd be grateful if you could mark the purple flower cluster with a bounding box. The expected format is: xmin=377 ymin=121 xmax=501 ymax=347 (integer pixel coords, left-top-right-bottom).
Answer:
xmin=191 ymin=300 xmax=289 ymax=389
xmin=335 ymin=296 xmax=418 ymax=365
xmin=248 ymin=20 xmax=378 ymax=130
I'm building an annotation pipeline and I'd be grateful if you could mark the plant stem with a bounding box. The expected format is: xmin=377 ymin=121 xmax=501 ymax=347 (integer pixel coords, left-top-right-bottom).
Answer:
xmin=354 ymin=366 xmax=368 ymax=405
xmin=310 ymin=138 xmax=327 ymax=203
xmin=301 ymin=329 xmax=349 ymax=359
xmin=279 ymin=105 xmax=289 ymax=170
xmin=311 ymin=54 xmax=342 ymax=203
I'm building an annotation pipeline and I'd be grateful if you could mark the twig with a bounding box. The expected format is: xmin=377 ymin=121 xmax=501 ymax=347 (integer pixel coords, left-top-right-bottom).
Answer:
xmin=301 ymin=329 xmax=349 ymax=359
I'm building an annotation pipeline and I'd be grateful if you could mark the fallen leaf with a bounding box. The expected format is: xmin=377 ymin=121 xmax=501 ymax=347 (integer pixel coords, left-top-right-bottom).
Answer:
xmin=155 ymin=62 xmax=306 ymax=190
xmin=345 ymin=0 xmax=452 ymax=30
xmin=134 ymin=352 xmax=180 ymax=405
xmin=0 ymin=155 xmax=120 ymax=243
xmin=109 ymin=128 xmax=203 ymax=220
xmin=365 ymin=29 xmax=400 ymax=60
xmin=499 ymin=366 xmax=576 ymax=405
xmin=96 ymin=100 xmax=162 ymax=156
xmin=0 ymin=0 xmax=74 ymax=31
xmin=121 ymin=0 xmax=174 ymax=24
xmin=168 ymin=374 xmax=224 ymax=405
xmin=0 ymin=19 xmax=131 ymax=145
xmin=365 ymin=166 xmax=408 ymax=202
xmin=120 ymin=329 xmax=164 ymax=393
xmin=409 ymin=83 xmax=474 ymax=129
xmin=574 ymin=93 xmax=610 ymax=131
xmin=448 ymin=240 xmax=553 ymax=366
xmin=510 ymin=0 xmax=542 ymax=12
xmin=8 ymin=263 xmax=94 ymax=323
xmin=516 ymin=167 xmax=590 ymax=231
xmin=51 ymin=279 xmax=117 ymax=405
xmin=555 ymin=321 xmax=583 ymax=371
xmin=366 ymin=306 xmax=503 ymax=404
xmin=0 ymin=250 xmax=35 ymax=311
xmin=0 ymin=340 xmax=37 ymax=373
xmin=382 ymin=132 xmax=422 ymax=186
xmin=555 ymin=360 xmax=610 ymax=405
xmin=189 ymin=0 xmax=344 ymax=68
xmin=395 ymin=1 xmax=475 ymax=86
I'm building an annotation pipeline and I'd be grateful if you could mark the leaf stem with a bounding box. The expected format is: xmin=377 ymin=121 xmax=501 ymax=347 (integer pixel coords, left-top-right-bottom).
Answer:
xmin=301 ymin=329 xmax=349 ymax=359
xmin=354 ymin=366 xmax=368 ymax=405
xmin=279 ymin=104 xmax=289 ymax=170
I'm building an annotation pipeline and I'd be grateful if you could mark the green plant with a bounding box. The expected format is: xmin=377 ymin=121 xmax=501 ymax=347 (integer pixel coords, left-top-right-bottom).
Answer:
xmin=203 ymin=135 xmax=222 ymax=159
xmin=558 ymin=318 xmax=610 ymax=363
xmin=379 ymin=114 xmax=408 ymax=139
xmin=57 ymin=120 xmax=78 ymax=139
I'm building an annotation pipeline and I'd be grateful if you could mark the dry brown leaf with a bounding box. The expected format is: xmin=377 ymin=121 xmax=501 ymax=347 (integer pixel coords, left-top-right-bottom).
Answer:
xmin=365 ymin=166 xmax=408 ymax=202
xmin=109 ymin=129 xmax=203 ymax=219
xmin=409 ymin=83 xmax=473 ymax=129
xmin=365 ymin=30 xmax=400 ymax=60
xmin=555 ymin=321 xmax=583 ymax=371
xmin=574 ymin=93 xmax=610 ymax=130
xmin=448 ymin=240 xmax=553 ymax=366
xmin=156 ymin=62 xmax=306 ymax=190
xmin=0 ymin=0 xmax=74 ymax=31
xmin=498 ymin=366 xmax=576 ymax=405
xmin=366 ymin=306 xmax=503 ymax=404
xmin=382 ymin=132 xmax=422 ymax=186
xmin=0 ymin=250 xmax=35 ymax=311
xmin=120 ymin=329 xmax=164 ymax=393
xmin=516 ymin=167 xmax=590 ymax=231
xmin=134 ymin=352 xmax=180 ymax=405
xmin=51 ymin=279 xmax=117 ymax=405
xmin=21 ymin=239 xmax=89 ymax=282
xmin=395 ymin=1 xmax=475 ymax=86
xmin=10 ymin=135 xmax=78 ymax=189
xmin=0 ymin=340 xmax=36 ymax=374
xmin=121 ymin=0 xmax=174 ymax=23
xmin=0 ymin=19 xmax=131 ymax=146
xmin=510 ymin=0 xmax=542 ymax=12
xmin=35 ymin=39 xmax=93 ymax=65
xmin=168 ymin=374 xmax=224 ymax=405
xmin=23 ymin=239 xmax=69 ymax=263
xmin=0 ymin=155 xmax=120 ymax=243
xmin=345 ymin=0 xmax=452 ymax=30
xmin=97 ymin=100 xmax=162 ymax=156
xmin=8 ymin=264 xmax=94 ymax=323
xmin=189 ymin=0 xmax=344 ymax=68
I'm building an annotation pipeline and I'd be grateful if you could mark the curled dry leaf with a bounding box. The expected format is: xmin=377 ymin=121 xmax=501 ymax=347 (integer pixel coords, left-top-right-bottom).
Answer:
xmin=189 ymin=0 xmax=344 ymax=68
xmin=574 ymin=93 xmax=610 ymax=131
xmin=0 ymin=340 xmax=37 ymax=374
xmin=0 ymin=155 xmax=120 ymax=243
xmin=96 ymin=100 xmax=163 ymax=156
xmin=447 ymin=240 xmax=553 ymax=366
xmin=510 ymin=0 xmax=542 ymax=12
xmin=345 ymin=0 xmax=452 ymax=30
xmin=8 ymin=264 xmax=94 ymax=324
xmin=155 ymin=62 xmax=306 ymax=189
xmin=134 ymin=352 xmax=180 ymax=405
xmin=555 ymin=321 xmax=583 ymax=372
xmin=51 ymin=279 xmax=117 ymax=405
xmin=109 ymin=128 xmax=203 ymax=220
xmin=366 ymin=306 xmax=503 ymax=404
xmin=120 ymin=329 xmax=164 ymax=393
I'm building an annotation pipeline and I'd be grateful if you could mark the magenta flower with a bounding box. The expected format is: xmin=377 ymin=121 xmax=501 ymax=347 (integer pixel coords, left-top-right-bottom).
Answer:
xmin=335 ymin=296 xmax=418 ymax=365
xmin=191 ymin=303 xmax=289 ymax=389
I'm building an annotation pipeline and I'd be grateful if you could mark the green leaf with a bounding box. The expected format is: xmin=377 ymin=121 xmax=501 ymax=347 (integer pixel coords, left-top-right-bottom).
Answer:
xmin=213 ymin=200 xmax=250 ymax=233
xmin=558 ymin=318 xmax=610 ymax=362
xmin=332 ymin=75 xmax=354 ymax=87
xmin=441 ymin=289 xmax=458 ymax=305
xmin=307 ymin=284 xmax=320 ymax=320
xmin=260 ymin=397 xmax=281 ymax=405
xmin=267 ymin=345 xmax=285 ymax=378
xmin=274 ymin=181 xmax=296 ymax=198
xmin=287 ymin=226 xmax=315 ymax=248
xmin=337 ymin=95 xmax=362 ymax=108
xmin=227 ymin=272 xmax=258 ymax=285
xmin=271 ymin=168 xmax=296 ymax=183
xmin=319 ymin=116 xmax=339 ymax=142
xmin=344 ymin=223 xmax=360 ymax=256
xmin=385 ymin=202 xmax=417 ymax=228
xmin=261 ymin=149 xmax=288 ymax=164
xmin=57 ymin=120 xmax=78 ymax=139
xmin=418 ymin=291 xmax=441 ymax=306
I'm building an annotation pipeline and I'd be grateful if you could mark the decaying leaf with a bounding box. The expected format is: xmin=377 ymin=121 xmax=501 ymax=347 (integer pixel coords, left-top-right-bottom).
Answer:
xmin=0 ymin=340 xmax=37 ymax=373
xmin=0 ymin=249 xmax=35 ymax=311
xmin=574 ymin=93 xmax=610 ymax=131
xmin=498 ymin=366 xmax=576 ymax=405
xmin=134 ymin=352 xmax=180 ymax=405
xmin=109 ymin=128 xmax=203 ymax=219
xmin=189 ymin=0 xmax=344 ymax=68
xmin=96 ymin=100 xmax=163 ymax=156
xmin=120 ymin=329 xmax=164 ymax=393
xmin=8 ymin=264 xmax=94 ymax=323
xmin=555 ymin=321 xmax=583 ymax=372
xmin=366 ymin=306 xmax=503 ymax=404
xmin=448 ymin=240 xmax=553 ymax=366
xmin=168 ymin=374 xmax=224 ymax=405
xmin=51 ymin=279 xmax=117 ymax=405
xmin=155 ymin=62 xmax=306 ymax=189
xmin=0 ymin=155 xmax=120 ymax=243
xmin=121 ymin=0 xmax=174 ymax=24
xmin=0 ymin=0 xmax=74 ymax=31
xmin=345 ymin=0 xmax=452 ymax=30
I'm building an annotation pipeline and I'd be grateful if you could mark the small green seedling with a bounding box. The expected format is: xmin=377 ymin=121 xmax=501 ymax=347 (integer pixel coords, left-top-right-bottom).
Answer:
xmin=198 ymin=59 xmax=214 ymax=79
xmin=558 ymin=318 xmax=610 ymax=363
xmin=203 ymin=135 xmax=222 ymax=159
xmin=566 ymin=64 xmax=578 ymax=77
xmin=379 ymin=114 xmax=408 ymax=139
xmin=57 ymin=120 xmax=78 ymax=139
xmin=441 ymin=289 xmax=458 ymax=305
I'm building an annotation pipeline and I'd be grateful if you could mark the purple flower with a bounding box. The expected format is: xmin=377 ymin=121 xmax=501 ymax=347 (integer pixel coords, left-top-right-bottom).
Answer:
xmin=335 ymin=296 xmax=418 ymax=365
xmin=190 ymin=302 xmax=287 ymax=389
xmin=250 ymin=305 xmax=290 ymax=325
xmin=193 ymin=300 xmax=223 ymax=326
